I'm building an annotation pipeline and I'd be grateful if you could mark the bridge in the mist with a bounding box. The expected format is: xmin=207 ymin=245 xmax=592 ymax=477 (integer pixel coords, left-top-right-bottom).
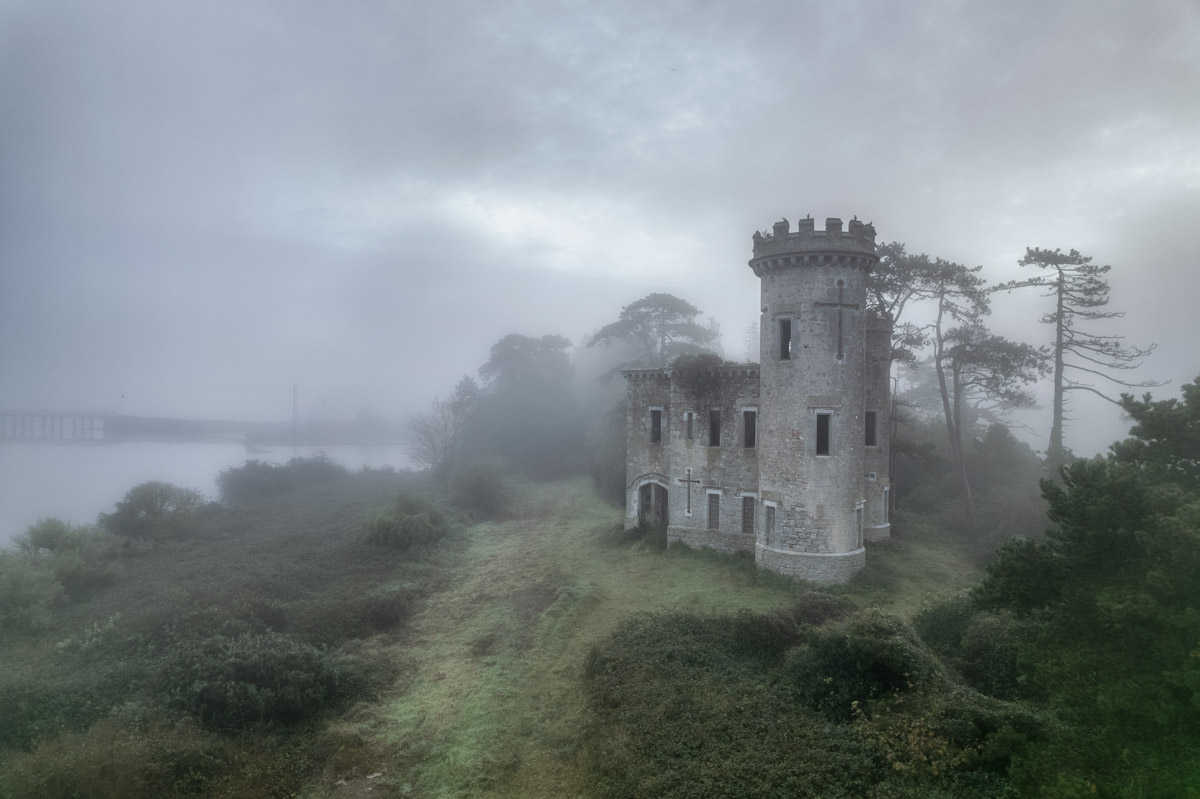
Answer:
xmin=0 ymin=409 xmax=399 ymax=446
xmin=0 ymin=410 xmax=108 ymax=441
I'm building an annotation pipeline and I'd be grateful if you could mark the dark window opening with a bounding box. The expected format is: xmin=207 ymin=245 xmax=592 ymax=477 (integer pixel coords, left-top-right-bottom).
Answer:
xmin=744 ymin=410 xmax=757 ymax=448
xmin=686 ymin=413 xmax=693 ymax=440
xmin=779 ymin=318 xmax=792 ymax=360
xmin=650 ymin=409 xmax=662 ymax=443
xmin=865 ymin=411 xmax=877 ymax=447
xmin=742 ymin=496 xmax=755 ymax=534
xmin=765 ymin=505 xmax=776 ymax=538
xmin=707 ymin=493 xmax=720 ymax=530
xmin=816 ymin=413 xmax=831 ymax=456
xmin=709 ymin=409 xmax=721 ymax=446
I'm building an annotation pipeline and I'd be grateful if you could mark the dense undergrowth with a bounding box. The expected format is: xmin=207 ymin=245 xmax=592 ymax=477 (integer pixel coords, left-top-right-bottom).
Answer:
xmin=0 ymin=457 xmax=452 ymax=799
xmin=580 ymin=598 xmax=1034 ymax=799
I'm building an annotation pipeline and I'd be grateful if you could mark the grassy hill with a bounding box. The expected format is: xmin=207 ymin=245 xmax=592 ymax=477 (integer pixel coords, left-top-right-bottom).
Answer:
xmin=0 ymin=469 xmax=991 ymax=798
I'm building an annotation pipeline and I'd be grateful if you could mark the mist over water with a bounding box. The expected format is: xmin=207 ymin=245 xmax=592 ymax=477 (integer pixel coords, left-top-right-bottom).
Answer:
xmin=0 ymin=442 xmax=414 ymax=546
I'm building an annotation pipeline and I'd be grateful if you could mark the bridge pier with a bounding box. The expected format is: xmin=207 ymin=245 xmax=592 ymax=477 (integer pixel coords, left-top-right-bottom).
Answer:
xmin=0 ymin=411 xmax=106 ymax=442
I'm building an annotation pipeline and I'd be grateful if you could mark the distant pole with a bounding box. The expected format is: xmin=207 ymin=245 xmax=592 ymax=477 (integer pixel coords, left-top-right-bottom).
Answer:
xmin=292 ymin=385 xmax=298 ymax=444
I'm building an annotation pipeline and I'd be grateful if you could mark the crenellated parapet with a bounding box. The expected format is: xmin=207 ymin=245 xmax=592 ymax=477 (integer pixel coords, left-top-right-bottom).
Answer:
xmin=749 ymin=216 xmax=878 ymax=276
xmin=621 ymin=366 xmax=762 ymax=382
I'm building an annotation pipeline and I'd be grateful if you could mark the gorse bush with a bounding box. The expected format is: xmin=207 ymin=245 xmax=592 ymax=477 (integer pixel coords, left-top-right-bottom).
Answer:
xmin=157 ymin=631 xmax=352 ymax=731
xmin=99 ymin=481 xmax=208 ymax=541
xmin=786 ymin=609 xmax=941 ymax=721
xmin=361 ymin=491 xmax=449 ymax=549
xmin=216 ymin=455 xmax=349 ymax=505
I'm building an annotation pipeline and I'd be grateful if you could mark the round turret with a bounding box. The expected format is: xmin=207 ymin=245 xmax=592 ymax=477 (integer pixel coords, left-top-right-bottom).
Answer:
xmin=751 ymin=216 xmax=879 ymax=582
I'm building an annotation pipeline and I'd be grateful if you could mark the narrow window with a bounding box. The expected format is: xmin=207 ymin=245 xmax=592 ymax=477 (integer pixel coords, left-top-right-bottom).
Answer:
xmin=707 ymin=493 xmax=720 ymax=530
xmin=685 ymin=412 xmax=694 ymax=440
xmin=744 ymin=410 xmax=757 ymax=448
xmin=742 ymin=496 xmax=755 ymax=534
xmin=882 ymin=486 xmax=890 ymax=525
xmin=856 ymin=503 xmax=864 ymax=547
xmin=709 ymin=409 xmax=721 ymax=447
xmin=816 ymin=412 xmax=831 ymax=456
xmin=864 ymin=411 xmax=877 ymax=447
xmin=650 ymin=409 xmax=662 ymax=443
xmin=779 ymin=318 xmax=792 ymax=360
xmin=765 ymin=505 xmax=776 ymax=538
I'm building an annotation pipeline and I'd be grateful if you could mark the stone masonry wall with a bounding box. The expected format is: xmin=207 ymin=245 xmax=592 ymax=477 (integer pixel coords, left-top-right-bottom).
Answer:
xmin=622 ymin=365 xmax=759 ymax=554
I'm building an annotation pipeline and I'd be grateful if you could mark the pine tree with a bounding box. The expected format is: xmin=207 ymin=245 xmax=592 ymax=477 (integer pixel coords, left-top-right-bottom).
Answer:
xmin=1003 ymin=248 xmax=1161 ymax=470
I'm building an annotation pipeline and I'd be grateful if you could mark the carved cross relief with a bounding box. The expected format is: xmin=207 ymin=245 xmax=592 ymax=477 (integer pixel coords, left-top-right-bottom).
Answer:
xmin=677 ymin=468 xmax=702 ymax=514
xmin=813 ymin=279 xmax=858 ymax=360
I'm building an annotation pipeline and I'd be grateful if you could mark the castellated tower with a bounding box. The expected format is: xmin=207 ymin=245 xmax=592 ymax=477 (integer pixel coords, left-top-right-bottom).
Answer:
xmin=751 ymin=217 xmax=888 ymax=581
xmin=621 ymin=214 xmax=891 ymax=583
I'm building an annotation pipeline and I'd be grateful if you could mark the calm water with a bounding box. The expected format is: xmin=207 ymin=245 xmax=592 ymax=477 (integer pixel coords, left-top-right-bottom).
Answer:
xmin=0 ymin=441 xmax=415 ymax=546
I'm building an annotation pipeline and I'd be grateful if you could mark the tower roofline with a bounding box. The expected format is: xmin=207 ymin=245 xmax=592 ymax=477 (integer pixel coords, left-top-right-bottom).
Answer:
xmin=749 ymin=216 xmax=878 ymax=276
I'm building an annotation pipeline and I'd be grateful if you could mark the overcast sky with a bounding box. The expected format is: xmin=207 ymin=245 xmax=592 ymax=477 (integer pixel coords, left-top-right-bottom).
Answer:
xmin=2 ymin=0 xmax=1198 ymax=456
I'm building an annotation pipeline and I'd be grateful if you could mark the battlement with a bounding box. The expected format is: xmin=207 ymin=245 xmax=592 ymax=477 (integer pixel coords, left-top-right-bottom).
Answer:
xmin=749 ymin=216 xmax=878 ymax=274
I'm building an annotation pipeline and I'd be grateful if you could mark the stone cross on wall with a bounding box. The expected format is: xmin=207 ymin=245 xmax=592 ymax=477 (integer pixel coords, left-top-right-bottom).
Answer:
xmin=813 ymin=279 xmax=859 ymax=360
xmin=677 ymin=468 xmax=702 ymax=513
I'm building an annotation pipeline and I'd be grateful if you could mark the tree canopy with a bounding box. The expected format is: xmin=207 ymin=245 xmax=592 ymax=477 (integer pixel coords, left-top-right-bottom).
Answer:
xmin=587 ymin=293 xmax=719 ymax=372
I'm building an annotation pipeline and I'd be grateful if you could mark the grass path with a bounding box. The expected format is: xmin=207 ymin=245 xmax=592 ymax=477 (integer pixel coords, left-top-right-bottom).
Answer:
xmin=367 ymin=479 xmax=796 ymax=798
xmin=339 ymin=479 xmax=983 ymax=798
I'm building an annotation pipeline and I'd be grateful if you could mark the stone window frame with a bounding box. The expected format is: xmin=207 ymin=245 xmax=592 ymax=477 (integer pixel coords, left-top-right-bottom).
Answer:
xmin=881 ymin=486 xmax=890 ymax=525
xmin=855 ymin=498 xmax=865 ymax=548
xmin=648 ymin=406 xmax=664 ymax=444
xmin=741 ymin=406 xmax=758 ymax=449
xmin=813 ymin=408 xmax=835 ymax=457
xmin=706 ymin=489 xmax=721 ymax=530
xmin=739 ymin=490 xmax=758 ymax=534
xmin=775 ymin=314 xmax=795 ymax=361
xmin=684 ymin=411 xmax=695 ymax=441
xmin=708 ymin=408 xmax=722 ymax=448
xmin=864 ymin=409 xmax=878 ymax=447
xmin=763 ymin=500 xmax=777 ymax=543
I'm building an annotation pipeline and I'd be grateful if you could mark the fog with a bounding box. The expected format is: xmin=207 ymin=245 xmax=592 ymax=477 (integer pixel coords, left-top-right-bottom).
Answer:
xmin=2 ymin=1 xmax=1199 ymax=519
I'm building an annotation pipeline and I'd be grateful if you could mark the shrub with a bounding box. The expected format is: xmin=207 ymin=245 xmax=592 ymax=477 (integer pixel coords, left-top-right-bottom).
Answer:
xmin=99 ymin=482 xmax=207 ymax=541
xmin=583 ymin=611 xmax=886 ymax=798
xmin=789 ymin=591 xmax=856 ymax=627
xmin=216 ymin=455 xmax=348 ymax=505
xmin=14 ymin=519 xmax=123 ymax=601
xmin=0 ymin=552 xmax=62 ymax=632
xmin=449 ymin=457 xmax=511 ymax=519
xmin=957 ymin=612 xmax=1023 ymax=700
xmin=787 ymin=609 xmax=940 ymax=721
xmin=913 ymin=592 xmax=975 ymax=657
xmin=361 ymin=492 xmax=449 ymax=549
xmin=16 ymin=517 xmax=75 ymax=555
xmin=0 ymin=706 xmax=231 ymax=799
xmin=157 ymin=631 xmax=352 ymax=731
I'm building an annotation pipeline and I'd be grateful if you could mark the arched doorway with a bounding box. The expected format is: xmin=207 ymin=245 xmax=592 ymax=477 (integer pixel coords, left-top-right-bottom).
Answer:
xmin=637 ymin=481 xmax=669 ymax=527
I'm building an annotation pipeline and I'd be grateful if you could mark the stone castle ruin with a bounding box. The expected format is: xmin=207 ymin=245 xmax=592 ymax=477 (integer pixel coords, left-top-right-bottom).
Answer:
xmin=622 ymin=216 xmax=892 ymax=582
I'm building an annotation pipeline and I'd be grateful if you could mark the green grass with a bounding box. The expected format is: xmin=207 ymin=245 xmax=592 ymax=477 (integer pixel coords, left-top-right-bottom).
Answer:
xmin=842 ymin=512 xmax=985 ymax=616
xmin=1 ymin=472 xmax=990 ymax=798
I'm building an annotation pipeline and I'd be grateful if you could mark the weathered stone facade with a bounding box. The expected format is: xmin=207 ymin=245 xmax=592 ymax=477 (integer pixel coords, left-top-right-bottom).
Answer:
xmin=623 ymin=216 xmax=892 ymax=583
